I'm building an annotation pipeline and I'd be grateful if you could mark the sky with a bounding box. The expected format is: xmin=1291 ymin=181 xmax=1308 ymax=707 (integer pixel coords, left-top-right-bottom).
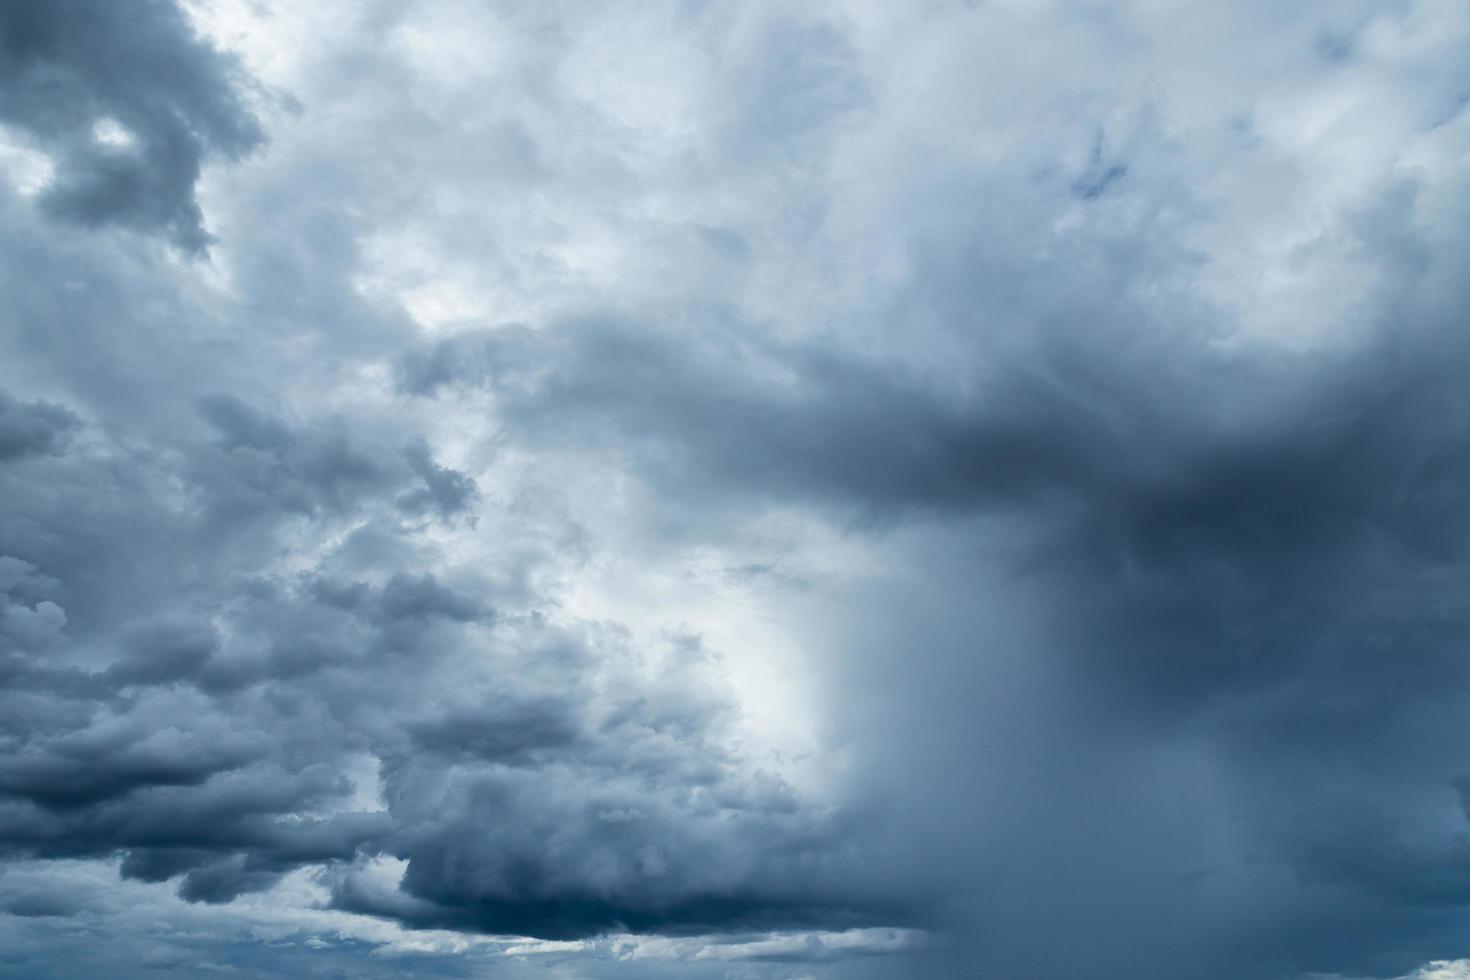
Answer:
xmin=2 ymin=1 xmax=1470 ymax=977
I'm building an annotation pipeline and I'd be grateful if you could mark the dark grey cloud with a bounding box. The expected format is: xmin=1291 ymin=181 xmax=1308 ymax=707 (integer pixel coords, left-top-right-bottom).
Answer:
xmin=0 ymin=0 xmax=263 ymax=251
xmin=387 ymin=122 xmax=1470 ymax=977
xmin=0 ymin=389 xmax=78 ymax=460
xmin=396 ymin=318 xmax=1121 ymax=519
xmin=5 ymin=1 xmax=1470 ymax=978
xmin=338 ymin=776 xmax=894 ymax=940
xmin=0 ymin=375 xmax=892 ymax=960
xmin=0 ymin=376 xmax=499 ymax=916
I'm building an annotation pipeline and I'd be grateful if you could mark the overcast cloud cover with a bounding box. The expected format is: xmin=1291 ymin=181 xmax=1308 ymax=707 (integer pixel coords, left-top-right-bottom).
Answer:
xmin=3 ymin=1 xmax=1470 ymax=977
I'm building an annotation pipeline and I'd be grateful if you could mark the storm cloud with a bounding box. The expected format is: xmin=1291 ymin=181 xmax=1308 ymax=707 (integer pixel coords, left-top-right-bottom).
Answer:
xmin=0 ymin=0 xmax=263 ymax=251
xmin=4 ymin=1 xmax=1470 ymax=978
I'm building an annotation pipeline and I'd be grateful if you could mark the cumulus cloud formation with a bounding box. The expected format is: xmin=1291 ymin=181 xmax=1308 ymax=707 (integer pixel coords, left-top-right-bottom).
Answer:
xmin=0 ymin=0 xmax=263 ymax=251
xmin=3 ymin=0 xmax=1470 ymax=978
xmin=0 ymin=391 xmax=77 ymax=461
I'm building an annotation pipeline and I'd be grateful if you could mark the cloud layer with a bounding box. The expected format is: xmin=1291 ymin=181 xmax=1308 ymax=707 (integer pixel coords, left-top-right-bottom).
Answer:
xmin=3 ymin=1 xmax=1470 ymax=978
